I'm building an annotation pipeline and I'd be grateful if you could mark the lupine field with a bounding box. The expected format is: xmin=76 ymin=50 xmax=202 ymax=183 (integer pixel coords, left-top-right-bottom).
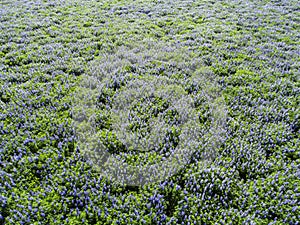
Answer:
xmin=1 ymin=0 xmax=300 ymax=224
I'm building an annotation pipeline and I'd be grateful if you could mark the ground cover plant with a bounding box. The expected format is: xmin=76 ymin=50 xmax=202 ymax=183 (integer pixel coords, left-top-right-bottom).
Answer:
xmin=0 ymin=0 xmax=299 ymax=224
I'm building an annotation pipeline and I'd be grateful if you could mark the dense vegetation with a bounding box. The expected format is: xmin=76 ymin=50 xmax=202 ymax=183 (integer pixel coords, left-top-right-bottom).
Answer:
xmin=0 ymin=0 xmax=299 ymax=224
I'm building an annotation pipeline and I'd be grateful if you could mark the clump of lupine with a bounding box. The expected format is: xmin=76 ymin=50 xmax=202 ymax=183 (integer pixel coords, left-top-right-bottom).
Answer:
xmin=1 ymin=0 xmax=299 ymax=224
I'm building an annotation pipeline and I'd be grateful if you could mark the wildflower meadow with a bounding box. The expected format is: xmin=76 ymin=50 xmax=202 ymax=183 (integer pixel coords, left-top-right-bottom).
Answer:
xmin=0 ymin=0 xmax=299 ymax=224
